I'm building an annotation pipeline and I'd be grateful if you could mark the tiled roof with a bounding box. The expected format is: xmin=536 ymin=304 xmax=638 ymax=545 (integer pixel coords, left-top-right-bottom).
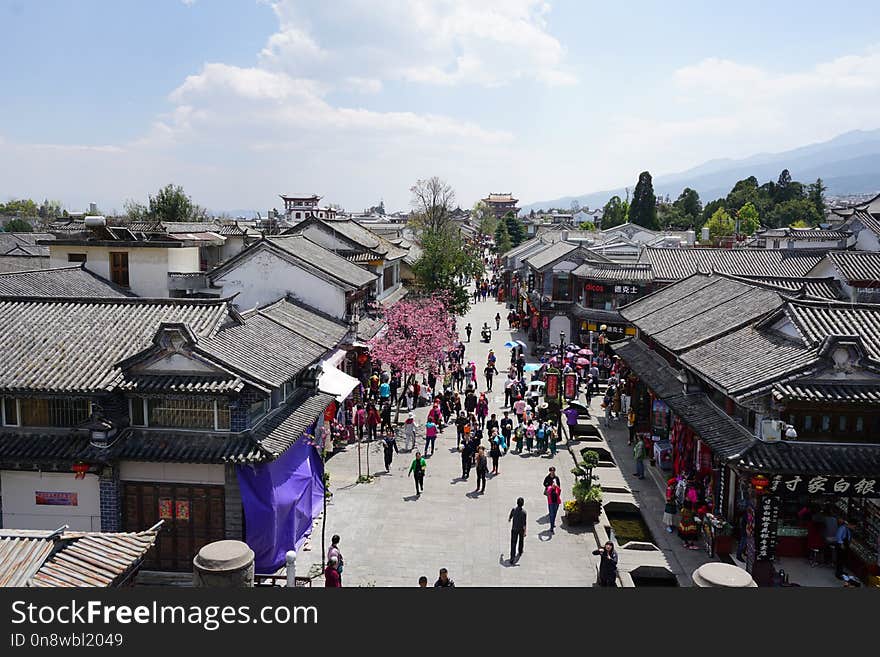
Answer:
xmin=825 ymin=251 xmax=880 ymax=286
xmin=572 ymin=262 xmax=654 ymax=282
xmin=738 ymin=275 xmax=843 ymax=300
xmin=772 ymin=382 xmax=880 ymax=405
xmin=784 ymin=299 xmax=880 ymax=362
xmin=117 ymin=374 xmax=245 ymax=393
xmin=0 ymin=431 xmax=112 ymax=464
xmin=253 ymin=392 xmax=336 ymax=459
xmin=0 ymin=528 xmax=159 ymax=588
xmin=0 ymin=265 xmax=132 ymax=298
xmin=524 ymin=241 xmax=578 ymax=270
xmin=739 ymin=440 xmax=880 ymax=477
xmin=0 ymin=297 xmax=229 ymax=393
xmin=198 ymin=313 xmax=327 ymax=389
xmin=640 ymin=247 xmax=826 ymax=281
xmin=114 ymin=429 xmax=265 ymax=464
xmin=379 ymin=285 xmax=409 ymax=307
xmin=0 ymin=232 xmax=54 ymax=257
xmin=267 ymin=236 xmax=378 ymax=288
xmin=620 ymin=273 xmax=785 ymax=353
xmin=258 ymin=297 xmax=350 ymax=349
xmin=679 ymin=324 xmax=819 ymax=397
xmin=758 ymin=228 xmax=852 ymax=241
xmin=485 ymin=194 xmax=517 ymax=203
xmin=615 ymin=340 xmax=755 ymax=459
xmin=304 ymin=219 xmax=409 ymax=260
xmin=847 ymin=209 xmax=880 ymax=238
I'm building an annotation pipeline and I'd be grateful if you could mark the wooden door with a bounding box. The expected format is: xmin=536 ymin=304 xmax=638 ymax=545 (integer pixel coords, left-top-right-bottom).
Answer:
xmin=123 ymin=482 xmax=226 ymax=572
xmin=109 ymin=251 xmax=129 ymax=287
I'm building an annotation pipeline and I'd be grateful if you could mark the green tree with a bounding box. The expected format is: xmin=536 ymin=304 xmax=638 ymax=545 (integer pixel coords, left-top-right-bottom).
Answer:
xmin=807 ymin=178 xmax=827 ymax=219
xmin=629 ymin=171 xmax=658 ymax=229
xmin=672 ymin=187 xmax=702 ymax=223
xmin=736 ymin=202 xmax=760 ymax=236
xmin=789 ymin=219 xmax=810 ymax=228
xmin=700 ymin=198 xmax=725 ymax=227
xmin=3 ymin=218 xmax=34 ymax=232
xmin=125 ymin=184 xmax=207 ymax=223
xmin=768 ymin=198 xmax=822 ymax=228
xmin=0 ymin=199 xmax=39 ymax=217
xmin=601 ymin=195 xmax=628 ymax=229
xmin=578 ymin=221 xmax=596 ymax=231
xmin=412 ymin=228 xmax=482 ymax=315
xmin=725 ymin=176 xmax=760 ymax=213
xmin=472 ymin=201 xmax=497 ymax=237
xmin=504 ymin=212 xmax=526 ymax=247
xmin=774 ymin=169 xmax=796 ymax=204
xmin=494 ymin=217 xmax=512 ymax=254
xmin=706 ymin=207 xmax=734 ymax=241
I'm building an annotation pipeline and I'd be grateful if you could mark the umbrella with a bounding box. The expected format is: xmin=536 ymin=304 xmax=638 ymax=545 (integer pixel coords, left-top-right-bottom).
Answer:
xmin=578 ymin=348 xmax=593 ymax=356
xmin=567 ymin=343 xmax=581 ymax=350
xmin=503 ymin=340 xmax=518 ymax=348
xmin=523 ymin=363 xmax=542 ymax=372
xmin=577 ymin=357 xmax=589 ymax=365
xmin=515 ymin=340 xmax=528 ymax=349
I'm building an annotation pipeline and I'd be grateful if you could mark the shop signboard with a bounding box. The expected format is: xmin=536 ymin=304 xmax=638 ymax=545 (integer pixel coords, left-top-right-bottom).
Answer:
xmin=35 ymin=491 xmax=78 ymax=506
xmin=531 ymin=314 xmax=539 ymax=330
xmin=766 ymin=474 xmax=880 ymax=498
xmin=754 ymin=495 xmax=780 ymax=561
xmin=613 ymin=284 xmax=639 ymax=295
xmin=545 ymin=370 xmax=560 ymax=399
xmin=582 ymin=283 xmax=607 ymax=294
xmin=542 ymin=315 xmax=549 ymax=330
xmin=563 ymin=372 xmax=578 ymax=399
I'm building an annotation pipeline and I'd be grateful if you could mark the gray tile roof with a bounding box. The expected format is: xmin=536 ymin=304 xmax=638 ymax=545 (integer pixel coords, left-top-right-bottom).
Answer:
xmin=117 ymin=374 xmax=245 ymax=393
xmin=198 ymin=313 xmax=327 ymax=389
xmin=113 ymin=429 xmax=266 ymax=464
xmin=621 ymin=273 xmax=785 ymax=352
xmin=772 ymin=382 xmax=880 ymax=405
xmin=0 ymin=233 xmax=55 ymax=257
xmin=738 ymin=440 xmax=880 ymax=477
xmin=679 ymin=324 xmax=819 ymax=397
xmin=615 ymin=340 xmax=755 ymax=459
xmin=784 ymin=299 xmax=880 ymax=361
xmin=258 ymin=297 xmax=350 ymax=349
xmin=825 ymin=251 xmax=880 ymax=286
xmin=640 ymin=247 xmax=826 ymax=281
xmin=267 ymin=236 xmax=378 ymax=288
xmin=524 ymin=241 xmax=578 ymax=270
xmin=737 ymin=275 xmax=844 ymax=300
xmin=299 ymin=219 xmax=408 ymax=260
xmin=572 ymin=262 xmax=654 ymax=282
xmin=253 ymin=391 xmax=336 ymax=458
xmin=0 ymin=298 xmax=230 ymax=393
xmin=0 ymin=265 xmax=132 ymax=298
xmin=847 ymin=209 xmax=880 ymax=238
xmin=758 ymin=227 xmax=852 ymax=240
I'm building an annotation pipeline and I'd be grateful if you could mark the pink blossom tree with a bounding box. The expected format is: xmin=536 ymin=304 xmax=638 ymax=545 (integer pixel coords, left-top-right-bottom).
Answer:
xmin=368 ymin=292 xmax=457 ymax=421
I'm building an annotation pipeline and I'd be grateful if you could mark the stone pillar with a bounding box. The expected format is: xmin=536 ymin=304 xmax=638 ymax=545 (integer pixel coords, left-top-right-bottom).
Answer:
xmin=193 ymin=540 xmax=255 ymax=588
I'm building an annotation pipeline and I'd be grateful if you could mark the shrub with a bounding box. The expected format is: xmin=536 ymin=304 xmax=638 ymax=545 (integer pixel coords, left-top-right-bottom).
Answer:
xmin=580 ymin=449 xmax=600 ymax=468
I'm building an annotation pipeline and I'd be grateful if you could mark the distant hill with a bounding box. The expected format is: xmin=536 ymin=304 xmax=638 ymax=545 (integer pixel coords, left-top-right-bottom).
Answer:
xmin=521 ymin=129 xmax=880 ymax=212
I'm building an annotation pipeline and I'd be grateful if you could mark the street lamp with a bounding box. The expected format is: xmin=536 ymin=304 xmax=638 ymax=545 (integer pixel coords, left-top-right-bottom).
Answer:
xmin=558 ymin=331 xmax=565 ymax=440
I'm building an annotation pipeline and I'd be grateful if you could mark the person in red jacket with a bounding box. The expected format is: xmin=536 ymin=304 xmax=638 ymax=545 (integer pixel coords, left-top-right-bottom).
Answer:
xmin=366 ymin=403 xmax=380 ymax=442
xmin=324 ymin=556 xmax=341 ymax=587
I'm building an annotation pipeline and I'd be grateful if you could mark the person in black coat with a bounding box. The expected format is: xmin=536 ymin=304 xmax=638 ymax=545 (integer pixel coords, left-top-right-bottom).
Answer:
xmin=382 ymin=433 xmax=399 ymax=472
xmin=461 ymin=438 xmax=474 ymax=479
xmin=592 ymin=541 xmax=618 ymax=587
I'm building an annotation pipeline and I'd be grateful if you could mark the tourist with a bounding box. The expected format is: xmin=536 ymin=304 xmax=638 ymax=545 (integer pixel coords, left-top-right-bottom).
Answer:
xmin=424 ymin=417 xmax=438 ymax=455
xmin=475 ymin=446 xmax=489 ymax=493
xmin=592 ymin=542 xmax=618 ymax=586
xmin=455 ymin=410 xmax=468 ymax=449
xmin=513 ymin=422 xmax=524 ymax=454
xmin=434 ymin=568 xmax=455 ymax=587
xmin=484 ymin=361 xmax=499 ymax=391
xmin=535 ymin=421 xmax=546 ymax=453
xmin=324 ymin=556 xmax=341 ymax=587
xmin=589 ymin=362 xmax=600 ymax=395
xmin=548 ymin=425 xmax=559 ymax=457
xmin=563 ymin=405 xmax=579 ymax=444
xmin=490 ymin=436 xmax=502 ymax=475
xmin=543 ymin=467 xmax=561 ymax=490
xmin=476 ymin=393 xmax=489 ymax=429
xmin=379 ymin=377 xmax=391 ymax=405
xmin=545 ymin=478 xmax=562 ymax=532
xmin=504 ymin=374 xmax=517 ymax=408
xmin=513 ymin=394 xmax=527 ymax=426
xmin=500 ymin=411 xmax=513 ymax=454
xmin=354 ymin=404 xmax=366 ymax=442
xmin=525 ymin=419 xmax=536 ymax=453
xmin=418 ymin=576 xmax=428 ymax=587
xmin=366 ymin=403 xmax=380 ymax=441
xmin=380 ymin=402 xmax=392 ymax=434
xmin=383 ymin=431 xmax=398 ymax=472
xmin=461 ymin=434 xmax=474 ymax=479
xmin=465 ymin=322 xmax=472 ymax=342
xmin=408 ymin=451 xmax=427 ymax=496
xmin=327 ymin=534 xmax=344 ymax=582
xmin=508 ymin=497 xmax=527 ymax=563
xmin=835 ymin=518 xmax=852 ymax=579
xmin=633 ymin=437 xmax=646 ymax=480
xmin=495 ymin=312 xmax=501 ymax=330
xmin=403 ymin=412 xmax=418 ymax=451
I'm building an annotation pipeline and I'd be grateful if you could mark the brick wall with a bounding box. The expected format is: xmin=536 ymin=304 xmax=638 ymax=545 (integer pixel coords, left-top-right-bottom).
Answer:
xmin=99 ymin=467 xmax=121 ymax=532
xmin=224 ymin=464 xmax=243 ymax=540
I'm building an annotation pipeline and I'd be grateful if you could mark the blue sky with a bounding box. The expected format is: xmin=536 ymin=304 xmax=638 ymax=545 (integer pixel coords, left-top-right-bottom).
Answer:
xmin=3 ymin=0 xmax=880 ymax=213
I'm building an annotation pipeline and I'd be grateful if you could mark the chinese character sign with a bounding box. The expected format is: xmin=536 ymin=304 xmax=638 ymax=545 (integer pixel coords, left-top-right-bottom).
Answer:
xmin=754 ymin=495 xmax=780 ymax=561
xmin=545 ymin=371 xmax=560 ymax=399
xmin=563 ymin=372 xmax=578 ymax=399
xmin=762 ymin=474 xmax=879 ymax=498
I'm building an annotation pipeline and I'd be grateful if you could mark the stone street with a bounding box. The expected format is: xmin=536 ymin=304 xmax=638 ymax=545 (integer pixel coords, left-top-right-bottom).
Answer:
xmin=298 ymin=289 xmax=600 ymax=587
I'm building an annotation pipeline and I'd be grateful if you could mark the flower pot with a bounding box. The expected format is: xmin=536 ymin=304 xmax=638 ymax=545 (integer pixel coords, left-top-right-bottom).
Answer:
xmin=581 ymin=501 xmax=601 ymax=524
xmin=563 ymin=511 xmax=582 ymax=525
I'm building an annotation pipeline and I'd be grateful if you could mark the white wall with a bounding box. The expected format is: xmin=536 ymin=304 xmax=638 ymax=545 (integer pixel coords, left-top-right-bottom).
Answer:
xmin=119 ymin=462 xmax=224 ymax=485
xmin=49 ymin=244 xmax=199 ymax=297
xmin=549 ymin=314 xmax=571 ymax=343
xmin=856 ymin=229 xmax=880 ymax=252
xmin=809 ymin=257 xmax=855 ymax=299
xmin=1 ymin=470 xmax=101 ymax=531
xmin=213 ymin=248 xmax=346 ymax=316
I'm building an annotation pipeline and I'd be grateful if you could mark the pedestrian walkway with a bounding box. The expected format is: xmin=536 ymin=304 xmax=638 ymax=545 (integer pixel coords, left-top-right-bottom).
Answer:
xmin=298 ymin=289 xmax=599 ymax=586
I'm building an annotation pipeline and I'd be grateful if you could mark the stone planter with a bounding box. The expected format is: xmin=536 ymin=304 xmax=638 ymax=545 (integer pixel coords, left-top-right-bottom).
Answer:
xmin=581 ymin=501 xmax=601 ymax=524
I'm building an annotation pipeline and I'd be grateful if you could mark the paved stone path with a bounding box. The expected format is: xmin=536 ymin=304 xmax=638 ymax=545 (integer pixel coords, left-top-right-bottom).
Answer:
xmin=299 ymin=290 xmax=599 ymax=587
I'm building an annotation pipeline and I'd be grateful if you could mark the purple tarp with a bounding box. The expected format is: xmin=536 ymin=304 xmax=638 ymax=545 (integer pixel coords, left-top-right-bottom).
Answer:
xmin=237 ymin=435 xmax=325 ymax=573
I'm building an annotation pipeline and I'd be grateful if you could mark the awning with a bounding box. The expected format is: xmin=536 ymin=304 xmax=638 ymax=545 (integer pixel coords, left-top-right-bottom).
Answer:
xmin=319 ymin=364 xmax=361 ymax=401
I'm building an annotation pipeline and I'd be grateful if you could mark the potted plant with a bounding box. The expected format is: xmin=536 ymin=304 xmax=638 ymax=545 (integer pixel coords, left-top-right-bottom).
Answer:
xmin=563 ymin=499 xmax=582 ymax=525
xmin=572 ymin=479 xmax=603 ymax=524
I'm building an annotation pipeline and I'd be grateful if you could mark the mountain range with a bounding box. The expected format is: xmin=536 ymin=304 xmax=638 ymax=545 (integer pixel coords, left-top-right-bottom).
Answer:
xmin=520 ymin=129 xmax=880 ymax=213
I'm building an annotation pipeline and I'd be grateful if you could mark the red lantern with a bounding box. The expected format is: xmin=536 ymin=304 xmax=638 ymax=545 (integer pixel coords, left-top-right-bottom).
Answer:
xmin=751 ymin=474 xmax=770 ymax=494
xmin=72 ymin=463 xmax=90 ymax=480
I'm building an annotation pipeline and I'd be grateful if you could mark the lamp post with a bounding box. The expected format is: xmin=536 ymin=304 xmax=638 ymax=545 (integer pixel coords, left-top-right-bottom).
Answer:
xmin=558 ymin=330 xmax=565 ymax=441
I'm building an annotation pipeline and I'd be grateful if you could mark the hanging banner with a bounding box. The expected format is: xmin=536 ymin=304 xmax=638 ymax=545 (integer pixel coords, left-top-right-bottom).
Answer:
xmin=545 ymin=370 xmax=560 ymax=399
xmin=542 ymin=316 xmax=550 ymax=330
xmin=754 ymin=495 xmax=779 ymax=561
xmin=531 ymin=314 xmax=539 ymax=330
xmin=563 ymin=372 xmax=578 ymax=399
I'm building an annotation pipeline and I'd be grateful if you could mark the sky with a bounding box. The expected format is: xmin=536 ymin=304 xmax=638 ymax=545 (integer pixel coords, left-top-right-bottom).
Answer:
xmin=3 ymin=0 xmax=880 ymax=214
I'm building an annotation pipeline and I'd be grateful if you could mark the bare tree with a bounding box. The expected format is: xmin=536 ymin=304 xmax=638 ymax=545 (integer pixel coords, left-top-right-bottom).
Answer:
xmin=409 ymin=177 xmax=455 ymax=233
